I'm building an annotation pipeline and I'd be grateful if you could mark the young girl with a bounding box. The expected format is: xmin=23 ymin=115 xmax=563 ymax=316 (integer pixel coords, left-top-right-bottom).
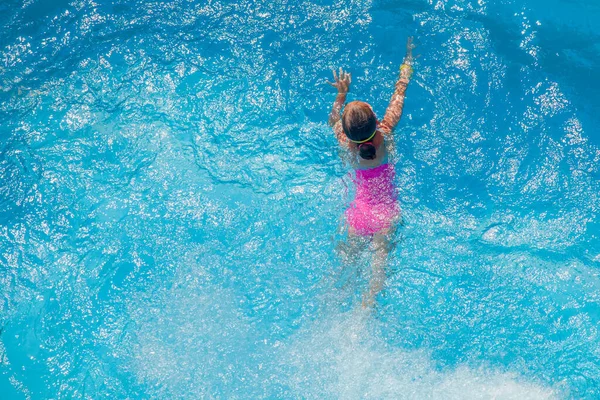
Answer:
xmin=328 ymin=37 xmax=413 ymax=308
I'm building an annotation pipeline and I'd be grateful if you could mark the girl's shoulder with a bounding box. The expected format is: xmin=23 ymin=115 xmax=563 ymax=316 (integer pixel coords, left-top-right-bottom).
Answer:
xmin=378 ymin=122 xmax=393 ymax=136
xmin=333 ymin=120 xmax=351 ymax=149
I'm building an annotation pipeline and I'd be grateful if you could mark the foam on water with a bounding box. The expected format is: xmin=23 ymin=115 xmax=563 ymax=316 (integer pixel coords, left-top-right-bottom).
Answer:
xmin=127 ymin=259 xmax=557 ymax=399
xmin=282 ymin=308 xmax=556 ymax=399
xmin=2 ymin=0 xmax=600 ymax=398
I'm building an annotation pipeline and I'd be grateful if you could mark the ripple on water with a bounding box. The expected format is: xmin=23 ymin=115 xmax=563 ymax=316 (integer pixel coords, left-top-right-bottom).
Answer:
xmin=1 ymin=0 xmax=600 ymax=398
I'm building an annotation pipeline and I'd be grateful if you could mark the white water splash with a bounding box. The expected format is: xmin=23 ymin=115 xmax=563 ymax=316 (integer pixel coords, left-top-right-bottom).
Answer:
xmin=282 ymin=308 xmax=557 ymax=399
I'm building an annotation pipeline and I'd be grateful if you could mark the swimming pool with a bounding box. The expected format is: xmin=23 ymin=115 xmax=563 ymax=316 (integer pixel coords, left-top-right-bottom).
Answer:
xmin=1 ymin=0 xmax=599 ymax=398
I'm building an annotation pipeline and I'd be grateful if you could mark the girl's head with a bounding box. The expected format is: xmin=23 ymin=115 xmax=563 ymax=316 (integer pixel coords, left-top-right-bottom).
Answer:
xmin=341 ymin=101 xmax=378 ymax=160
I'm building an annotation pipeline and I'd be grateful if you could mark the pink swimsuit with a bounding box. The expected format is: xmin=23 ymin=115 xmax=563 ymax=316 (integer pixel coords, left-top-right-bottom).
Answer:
xmin=345 ymin=163 xmax=400 ymax=236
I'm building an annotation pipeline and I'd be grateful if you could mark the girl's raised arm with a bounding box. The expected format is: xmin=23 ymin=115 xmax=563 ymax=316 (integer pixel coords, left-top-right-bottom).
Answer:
xmin=380 ymin=37 xmax=414 ymax=135
xmin=327 ymin=68 xmax=352 ymax=147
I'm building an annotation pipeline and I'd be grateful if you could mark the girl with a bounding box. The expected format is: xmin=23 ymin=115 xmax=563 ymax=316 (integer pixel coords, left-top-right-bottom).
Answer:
xmin=328 ymin=37 xmax=413 ymax=308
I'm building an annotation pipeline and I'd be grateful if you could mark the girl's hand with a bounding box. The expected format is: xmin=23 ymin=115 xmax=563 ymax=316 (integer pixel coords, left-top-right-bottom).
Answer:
xmin=400 ymin=37 xmax=415 ymax=79
xmin=327 ymin=67 xmax=351 ymax=94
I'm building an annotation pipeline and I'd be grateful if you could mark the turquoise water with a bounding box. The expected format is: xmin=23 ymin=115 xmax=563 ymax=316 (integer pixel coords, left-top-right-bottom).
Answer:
xmin=1 ymin=0 xmax=600 ymax=398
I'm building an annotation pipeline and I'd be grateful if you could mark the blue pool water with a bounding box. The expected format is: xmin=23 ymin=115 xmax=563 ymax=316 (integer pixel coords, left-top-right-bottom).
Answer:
xmin=1 ymin=0 xmax=600 ymax=398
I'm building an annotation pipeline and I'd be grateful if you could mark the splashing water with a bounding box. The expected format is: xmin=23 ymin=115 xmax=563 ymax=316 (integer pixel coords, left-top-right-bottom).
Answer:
xmin=1 ymin=0 xmax=599 ymax=398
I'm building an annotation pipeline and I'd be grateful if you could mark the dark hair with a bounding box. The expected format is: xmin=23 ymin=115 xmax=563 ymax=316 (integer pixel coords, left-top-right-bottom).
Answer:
xmin=358 ymin=142 xmax=376 ymax=160
xmin=341 ymin=101 xmax=378 ymax=160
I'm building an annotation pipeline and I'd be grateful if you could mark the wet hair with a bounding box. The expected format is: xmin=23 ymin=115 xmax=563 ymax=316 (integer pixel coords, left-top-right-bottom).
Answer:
xmin=357 ymin=142 xmax=376 ymax=160
xmin=341 ymin=101 xmax=377 ymax=160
